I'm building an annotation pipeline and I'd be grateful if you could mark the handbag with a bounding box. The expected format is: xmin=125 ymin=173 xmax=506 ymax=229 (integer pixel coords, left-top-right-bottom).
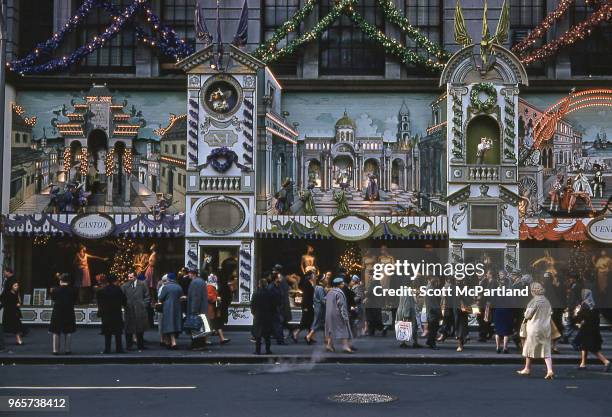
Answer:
xmin=519 ymin=319 xmax=527 ymax=338
xmin=183 ymin=314 xmax=203 ymax=331
xmin=550 ymin=319 xmax=561 ymax=340
xmin=191 ymin=314 xmax=213 ymax=339
xmin=394 ymin=321 xmax=413 ymax=343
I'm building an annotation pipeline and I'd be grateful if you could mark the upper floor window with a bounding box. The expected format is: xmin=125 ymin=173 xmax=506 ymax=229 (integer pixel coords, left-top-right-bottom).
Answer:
xmin=570 ymin=0 xmax=612 ymax=76
xmin=262 ymin=0 xmax=300 ymax=76
xmin=160 ymin=0 xmax=195 ymax=69
xmin=76 ymin=0 xmax=136 ymax=73
xmin=319 ymin=0 xmax=385 ymax=76
xmin=18 ymin=0 xmax=54 ymax=58
xmin=510 ymin=0 xmax=546 ymax=76
xmin=403 ymin=0 xmax=442 ymax=76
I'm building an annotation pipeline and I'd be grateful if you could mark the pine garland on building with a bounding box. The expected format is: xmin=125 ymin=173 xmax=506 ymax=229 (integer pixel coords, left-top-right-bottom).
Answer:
xmin=109 ymin=238 xmax=137 ymax=284
xmin=339 ymin=242 xmax=363 ymax=277
xmin=252 ymin=0 xmax=448 ymax=72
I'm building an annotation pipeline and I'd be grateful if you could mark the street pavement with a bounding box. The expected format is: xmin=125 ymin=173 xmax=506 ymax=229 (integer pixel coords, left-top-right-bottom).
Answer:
xmin=1 ymin=363 xmax=612 ymax=417
xmin=1 ymin=326 xmax=612 ymax=364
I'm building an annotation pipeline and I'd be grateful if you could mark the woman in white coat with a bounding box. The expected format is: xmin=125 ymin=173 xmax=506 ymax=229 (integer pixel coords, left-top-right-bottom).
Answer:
xmin=517 ymin=282 xmax=554 ymax=379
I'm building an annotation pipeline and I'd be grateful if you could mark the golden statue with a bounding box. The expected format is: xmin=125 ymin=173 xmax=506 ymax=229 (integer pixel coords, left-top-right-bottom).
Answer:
xmin=454 ymin=0 xmax=510 ymax=71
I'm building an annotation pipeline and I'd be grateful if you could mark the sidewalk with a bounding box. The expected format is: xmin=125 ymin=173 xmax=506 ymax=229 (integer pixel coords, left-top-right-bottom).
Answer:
xmin=2 ymin=326 xmax=612 ymax=365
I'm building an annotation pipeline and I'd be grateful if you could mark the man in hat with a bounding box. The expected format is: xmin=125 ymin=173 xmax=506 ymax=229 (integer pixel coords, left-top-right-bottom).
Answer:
xmin=325 ymin=277 xmax=354 ymax=353
xmin=121 ymin=271 xmax=150 ymax=351
xmin=186 ymin=267 xmax=208 ymax=349
xmin=97 ymin=274 xmax=127 ymax=353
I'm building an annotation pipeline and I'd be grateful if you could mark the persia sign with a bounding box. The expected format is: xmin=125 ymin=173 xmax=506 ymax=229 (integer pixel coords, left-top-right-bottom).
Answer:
xmin=329 ymin=214 xmax=374 ymax=241
xmin=71 ymin=214 xmax=115 ymax=239
xmin=588 ymin=217 xmax=612 ymax=244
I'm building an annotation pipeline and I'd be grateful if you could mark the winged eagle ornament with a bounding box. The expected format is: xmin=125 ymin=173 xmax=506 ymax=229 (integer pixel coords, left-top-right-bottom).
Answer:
xmin=454 ymin=0 xmax=510 ymax=72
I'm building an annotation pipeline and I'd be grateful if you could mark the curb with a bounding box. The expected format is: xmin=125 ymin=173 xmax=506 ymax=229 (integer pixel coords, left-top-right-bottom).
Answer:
xmin=0 ymin=354 xmax=600 ymax=366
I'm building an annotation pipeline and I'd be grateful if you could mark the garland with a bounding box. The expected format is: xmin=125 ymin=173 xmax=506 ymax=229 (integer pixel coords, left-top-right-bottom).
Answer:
xmin=520 ymin=1 xmax=612 ymax=66
xmin=377 ymin=0 xmax=450 ymax=61
xmin=253 ymin=0 xmax=317 ymax=58
xmin=252 ymin=0 xmax=448 ymax=72
xmin=200 ymin=147 xmax=248 ymax=173
xmin=348 ymin=11 xmax=445 ymax=71
xmin=9 ymin=0 xmax=193 ymax=75
xmin=512 ymin=0 xmax=576 ymax=54
xmin=470 ymin=83 xmax=497 ymax=113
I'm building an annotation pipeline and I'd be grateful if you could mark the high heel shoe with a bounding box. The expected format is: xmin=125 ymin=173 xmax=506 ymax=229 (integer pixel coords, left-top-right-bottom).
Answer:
xmin=325 ymin=346 xmax=335 ymax=353
xmin=516 ymin=370 xmax=531 ymax=376
xmin=544 ymin=372 xmax=554 ymax=380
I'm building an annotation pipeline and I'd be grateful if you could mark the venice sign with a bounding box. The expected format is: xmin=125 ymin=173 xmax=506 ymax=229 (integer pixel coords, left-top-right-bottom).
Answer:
xmin=329 ymin=214 xmax=374 ymax=241
xmin=587 ymin=217 xmax=612 ymax=244
xmin=71 ymin=213 xmax=115 ymax=239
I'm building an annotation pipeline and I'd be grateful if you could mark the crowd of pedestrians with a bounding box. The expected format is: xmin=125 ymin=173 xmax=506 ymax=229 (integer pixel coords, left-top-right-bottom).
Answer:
xmin=0 ymin=260 xmax=611 ymax=379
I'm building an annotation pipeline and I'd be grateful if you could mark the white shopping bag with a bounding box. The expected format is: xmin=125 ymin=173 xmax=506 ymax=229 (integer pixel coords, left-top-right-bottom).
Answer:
xmin=191 ymin=314 xmax=213 ymax=339
xmin=394 ymin=320 xmax=413 ymax=342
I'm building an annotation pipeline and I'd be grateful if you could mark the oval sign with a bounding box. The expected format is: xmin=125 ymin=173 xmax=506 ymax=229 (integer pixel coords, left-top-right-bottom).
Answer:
xmin=588 ymin=217 xmax=612 ymax=244
xmin=71 ymin=213 xmax=115 ymax=239
xmin=329 ymin=214 xmax=374 ymax=241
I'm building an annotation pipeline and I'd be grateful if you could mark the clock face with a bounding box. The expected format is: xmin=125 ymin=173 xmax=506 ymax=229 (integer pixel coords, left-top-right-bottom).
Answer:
xmin=203 ymin=80 xmax=239 ymax=116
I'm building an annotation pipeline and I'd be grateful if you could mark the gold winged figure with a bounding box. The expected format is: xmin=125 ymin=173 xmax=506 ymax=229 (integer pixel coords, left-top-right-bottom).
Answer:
xmin=454 ymin=0 xmax=510 ymax=70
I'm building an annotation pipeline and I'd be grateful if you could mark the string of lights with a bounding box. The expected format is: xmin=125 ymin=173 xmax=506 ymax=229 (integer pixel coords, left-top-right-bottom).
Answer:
xmin=520 ymin=1 xmax=612 ymax=66
xmin=254 ymin=0 xmax=446 ymax=72
xmin=8 ymin=0 xmax=193 ymax=75
xmin=512 ymin=0 xmax=576 ymax=54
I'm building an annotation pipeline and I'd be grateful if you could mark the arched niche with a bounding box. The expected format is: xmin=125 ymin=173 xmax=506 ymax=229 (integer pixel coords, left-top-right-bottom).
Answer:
xmin=307 ymin=159 xmax=322 ymax=187
xmin=466 ymin=115 xmax=501 ymax=165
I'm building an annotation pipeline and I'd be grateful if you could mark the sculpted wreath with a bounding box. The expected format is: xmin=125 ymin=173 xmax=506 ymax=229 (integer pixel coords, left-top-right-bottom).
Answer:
xmin=470 ymin=83 xmax=497 ymax=113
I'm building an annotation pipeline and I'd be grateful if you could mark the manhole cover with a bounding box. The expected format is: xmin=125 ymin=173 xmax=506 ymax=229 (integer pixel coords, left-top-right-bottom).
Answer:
xmin=328 ymin=393 xmax=397 ymax=404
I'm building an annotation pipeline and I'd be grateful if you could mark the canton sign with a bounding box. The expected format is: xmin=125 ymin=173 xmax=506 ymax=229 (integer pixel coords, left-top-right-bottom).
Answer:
xmin=71 ymin=214 xmax=115 ymax=239
xmin=588 ymin=217 xmax=612 ymax=244
xmin=329 ymin=214 xmax=374 ymax=241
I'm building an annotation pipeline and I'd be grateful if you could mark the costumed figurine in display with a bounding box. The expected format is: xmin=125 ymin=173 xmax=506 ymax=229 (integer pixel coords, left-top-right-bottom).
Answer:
xmin=476 ymin=137 xmax=492 ymax=165
xmin=336 ymin=168 xmax=351 ymax=191
xmin=568 ymin=168 xmax=594 ymax=213
xmin=333 ymin=190 xmax=350 ymax=216
xmin=548 ymin=174 xmax=564 ymax=212
xmin=300 ymin=245 xmax=319 ymax=276
xmin=274 ymin=178 xmax=294 ymax=215
xmin=365 ymin=174 xmax=380 ymax=202
xmin=592 ymin=164 xmax=605 ymax=198
xmin=208 ymin=88 xmax=232 ymax=112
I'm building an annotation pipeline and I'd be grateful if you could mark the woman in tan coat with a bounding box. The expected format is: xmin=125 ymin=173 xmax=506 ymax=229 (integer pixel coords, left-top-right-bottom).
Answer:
xmin=517 ymin=282 xmax=554 ymax=379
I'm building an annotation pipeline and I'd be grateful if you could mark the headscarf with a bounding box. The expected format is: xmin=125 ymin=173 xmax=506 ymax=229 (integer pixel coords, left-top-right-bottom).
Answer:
xmin=530 ymin=282 xmax=545 ymax=296
xmin=332 ymin=277 xmax=344 ymax=286
xmin=581 ymin=288 xmax=596 ymax=310
xmin=208 ymin=273 xmax=218 ymax=290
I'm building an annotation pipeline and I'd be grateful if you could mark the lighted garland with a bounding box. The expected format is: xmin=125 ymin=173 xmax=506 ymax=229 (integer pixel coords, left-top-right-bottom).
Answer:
xmin=377 ymin=0 xmax=449 ymax=61
xmin=256 ymin=2 xmax=344 ymax=64
xmin=123 ymin=148 xmax=133 ymax=175
xmin=520 ymin=1 xmax=612 ymax=66
xmin=349 ymin=10 xmax=445 ymax=71
xmin=512 ymin=0 xmax=576 ymax=54
xmin=253 ymin=0 xmax=317 ymax=58
xmin=9 ymin=0 xmax=193 ymax=75
xmin=105 ymin=147 xmax=116 ymax=175
xmin=253 ymin=0 xmax=447 ymax=72
xmin=63 ymin=148 xmax=72 ymax=173
xmin=79 ymin=147 xmax=89 ymax=178
xmin=470 ymin=83 xmax=497 ymax=113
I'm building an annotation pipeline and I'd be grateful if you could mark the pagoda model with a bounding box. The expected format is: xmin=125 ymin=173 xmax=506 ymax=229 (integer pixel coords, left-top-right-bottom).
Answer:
xmin=443 ymin=0 xmax=528 ymax=271
xmin=53 ymin=84 xmax=145 ymax=206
